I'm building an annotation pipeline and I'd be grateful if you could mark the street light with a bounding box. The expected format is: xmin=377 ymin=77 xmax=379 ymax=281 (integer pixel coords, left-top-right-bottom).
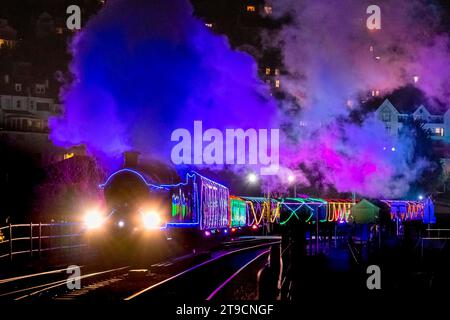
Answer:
xmin=288 ymin=174 xmax=296 ymax=198
xmin=247 ymin=173 xmax=258 ymax=184
xmin=418 ymin=195 xmax=424 ymax=201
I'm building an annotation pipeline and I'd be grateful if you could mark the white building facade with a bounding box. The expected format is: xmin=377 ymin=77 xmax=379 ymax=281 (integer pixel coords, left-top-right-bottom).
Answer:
xmin=0 ymin=75 xmax=67 ymax=164
xmin=375 ymin=99 xmax=450 ymax=142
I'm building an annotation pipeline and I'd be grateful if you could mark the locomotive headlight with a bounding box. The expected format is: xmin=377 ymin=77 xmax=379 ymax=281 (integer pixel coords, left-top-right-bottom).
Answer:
xmin=83 ymin=210 xmax=104 ymax=229
xmin=142 ymin=210 xmax=162 ymax=230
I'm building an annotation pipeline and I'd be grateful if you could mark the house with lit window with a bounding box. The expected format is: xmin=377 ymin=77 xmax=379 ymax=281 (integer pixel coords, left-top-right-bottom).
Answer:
xmin=0 ymin=63 xmax=73 ymax=164
xmin=261 ymin=66 xmax=281 ymax=91
xmin=0 ymin=19 xmax=17 ymax=49
xmin=376 ymin=99 xmax=450 ymax=142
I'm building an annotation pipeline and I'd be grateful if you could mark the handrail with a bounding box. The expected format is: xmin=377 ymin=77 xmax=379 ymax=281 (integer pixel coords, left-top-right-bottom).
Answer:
xmin=0 ymin=222 xmax=86 ymax=261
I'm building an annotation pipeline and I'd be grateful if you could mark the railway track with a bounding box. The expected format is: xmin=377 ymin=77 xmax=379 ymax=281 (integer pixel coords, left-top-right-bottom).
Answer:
xmin=0 ymin=266 xmax=129 ymax=300
xmin=125 ymin=240 xmax=280 ymax=301
xmin=0 ymin=237 xmax=280 ymax=301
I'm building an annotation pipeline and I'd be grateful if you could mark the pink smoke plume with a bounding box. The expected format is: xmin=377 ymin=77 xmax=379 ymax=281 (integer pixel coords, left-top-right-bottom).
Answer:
xmin=268 ymin=0 xmax=450 ymax=197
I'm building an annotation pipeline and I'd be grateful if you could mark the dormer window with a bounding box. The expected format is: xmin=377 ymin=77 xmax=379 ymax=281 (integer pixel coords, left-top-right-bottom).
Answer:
xmin=15 ymin=83 xmax=22 ymax=92
xmin=264 ymin=6 xmax=273 ymax=15
xmin=382 ymin=109 xmax=391 ymax=122
xmin=35 ymin=84 xmax=46 ymax=95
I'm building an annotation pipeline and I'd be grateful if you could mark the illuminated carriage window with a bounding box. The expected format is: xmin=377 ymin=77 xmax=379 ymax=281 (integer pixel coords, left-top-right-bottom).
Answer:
xmin=230 ymin=197 xmax=247 ymax=227
xmin=171 ymin=189 xmax=194 ymax=222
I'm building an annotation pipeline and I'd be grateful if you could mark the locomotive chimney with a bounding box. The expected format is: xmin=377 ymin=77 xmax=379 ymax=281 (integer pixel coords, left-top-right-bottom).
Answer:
xmin=123 ymin=151 xmax=140 ymax=168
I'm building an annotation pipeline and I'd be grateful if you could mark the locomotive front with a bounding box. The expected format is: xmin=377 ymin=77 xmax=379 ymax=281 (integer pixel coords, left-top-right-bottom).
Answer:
xmin=90 ymin=169 xmax=169 ymax=235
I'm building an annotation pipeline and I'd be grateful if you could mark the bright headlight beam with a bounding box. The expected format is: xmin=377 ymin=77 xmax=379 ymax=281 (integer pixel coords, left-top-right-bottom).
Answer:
xmin=84 ymin=210 xmax=104 ymax=229
xmin=142 ymin=211 xmax=162 ymax=230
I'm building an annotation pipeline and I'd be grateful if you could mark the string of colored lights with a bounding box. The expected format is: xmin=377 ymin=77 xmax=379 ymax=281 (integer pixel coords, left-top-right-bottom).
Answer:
xmin=326 ymin=200 xmax=354 ymax=223
xmin=381 ymin=200 xmax=425 ymax=221
xmin=240 ymin=197 xmax=280 ymax=226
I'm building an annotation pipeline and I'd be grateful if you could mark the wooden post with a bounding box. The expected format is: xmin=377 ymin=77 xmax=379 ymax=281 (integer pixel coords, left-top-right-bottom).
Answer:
xmin=9 ymin=224 xmax=12 ymax=261
xmin=30 ymin=222 xmax=33 ymax=257
xmin=39 ymin=223 xmax=42 ymax=258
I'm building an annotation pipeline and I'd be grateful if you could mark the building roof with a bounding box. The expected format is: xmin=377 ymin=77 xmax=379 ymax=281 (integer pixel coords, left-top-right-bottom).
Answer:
xmin=378 ymin=98 xmax=447 ymax=116
xmin=0 ymin=19 xmax=17 ymax=40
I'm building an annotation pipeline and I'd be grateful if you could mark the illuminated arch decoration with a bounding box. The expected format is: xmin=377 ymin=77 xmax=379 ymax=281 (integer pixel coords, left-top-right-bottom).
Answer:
xmin=278 ymin=197 xmax=327 ymax=225
xmin=99 ymin=168 xmax=165 ymax=190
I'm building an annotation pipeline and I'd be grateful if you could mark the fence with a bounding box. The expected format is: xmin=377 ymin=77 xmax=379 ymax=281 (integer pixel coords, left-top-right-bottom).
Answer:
xmin=420 ymin=228 xmax=450 ymax=258
xmin=0 ymin=222 xmax=87 ymax=261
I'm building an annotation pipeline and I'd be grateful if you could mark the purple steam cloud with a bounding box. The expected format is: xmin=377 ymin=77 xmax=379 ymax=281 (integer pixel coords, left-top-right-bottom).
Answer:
xmin=50 ymin=0 xmax=277 ymax=168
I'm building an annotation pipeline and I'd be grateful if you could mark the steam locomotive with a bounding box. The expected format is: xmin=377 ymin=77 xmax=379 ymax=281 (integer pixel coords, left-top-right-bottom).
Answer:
xmin=86 ymin=168 xmax=258 ymax=238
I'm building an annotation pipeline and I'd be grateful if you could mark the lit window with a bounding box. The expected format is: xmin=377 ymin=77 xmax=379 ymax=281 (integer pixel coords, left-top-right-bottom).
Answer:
xmin=247 ymin=5 xmax=256 ymax=12
xmin=274 ymin=68 xmax=279 ymax=76
xmin=36 ymin=84 xmax=45 ymax=95
xmin=369 ymin=45 xmax=374 ymax=52
xmin=435 ymin=128 xmax=444 ymax=137
xmin=265 ymin=67 xmax=271 ymax=75
xmin=64 ymin=153 xmax=75 ymax=160
xmin=275 ymin=79 xmax=280 ymax=88
xmin=264 ymin=6 xmax=273 ymax=15
xmin=385 ymin=125 xmax=391 ymax=134
xmin=382 ymin=109 xmax=390 ymax=122
xmin=15 ymin=83 xmax=22 ymax=92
